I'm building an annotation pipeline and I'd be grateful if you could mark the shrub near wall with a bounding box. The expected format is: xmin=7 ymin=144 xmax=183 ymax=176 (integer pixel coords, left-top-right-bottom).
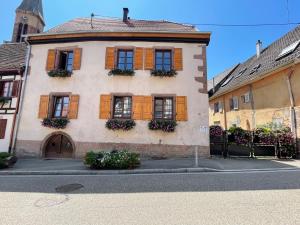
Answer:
xmin=84 ymin=150 xmax=140 ymax=170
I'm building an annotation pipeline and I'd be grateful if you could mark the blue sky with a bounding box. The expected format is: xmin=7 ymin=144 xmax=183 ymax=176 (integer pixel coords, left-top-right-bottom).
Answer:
xmin=1 ymin=0 xmax=300 ymax=78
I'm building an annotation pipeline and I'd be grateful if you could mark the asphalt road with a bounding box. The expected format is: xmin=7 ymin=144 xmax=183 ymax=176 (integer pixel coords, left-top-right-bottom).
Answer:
xmin=0 ymin=170 xmax=300 ymax=225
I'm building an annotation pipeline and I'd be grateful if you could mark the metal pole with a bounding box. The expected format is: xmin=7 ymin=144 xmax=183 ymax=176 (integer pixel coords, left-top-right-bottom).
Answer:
xmin=195 ymin=146 xmax=199 ymax=167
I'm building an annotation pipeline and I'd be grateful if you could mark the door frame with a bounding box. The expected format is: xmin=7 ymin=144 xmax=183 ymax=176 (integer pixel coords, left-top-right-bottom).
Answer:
xmin=41 ymin=131 xmax=75 ymax=158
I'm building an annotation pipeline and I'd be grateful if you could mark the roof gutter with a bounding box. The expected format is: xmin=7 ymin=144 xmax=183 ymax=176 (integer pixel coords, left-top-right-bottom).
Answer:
xmin=209 ymin=60 xmax=300 ymax=100
xmin=11 ymin=38 xmax=31 ymax=152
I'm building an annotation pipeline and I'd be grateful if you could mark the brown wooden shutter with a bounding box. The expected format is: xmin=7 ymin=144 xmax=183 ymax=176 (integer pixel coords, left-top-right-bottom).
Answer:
xmin=174 ymin=48 xmax=183 ymax=71
xmin=134 ymin=48 xmax=144 ymax=70
xmin=100 ymin=94 xmax=112 ymax=119
xmin=46 ymin=49 xmax=56 ymax=71
xmin=68 ymin=95 xmax=80 ymax=119
xmin=12 ymin=80 xmax=20 ymax=97
xmin=145 ymin=48 xmax=154 ymax=70
xmin=73 ymin=48 xmax=82 ymax=70
xmin=132 ymin=96 xmax=144 ymax=120
xmin=38 ymin=95 xmax=50 ymax=119
xmin=176 ymin=96 xmax=187 ymax=121
xmin=0 ymin=119 xmax=7 ymax=139
xmin=105 ymin=47 xmax=115 ymax=70
xmin=143 ymin=96 xmax=153 ymax=120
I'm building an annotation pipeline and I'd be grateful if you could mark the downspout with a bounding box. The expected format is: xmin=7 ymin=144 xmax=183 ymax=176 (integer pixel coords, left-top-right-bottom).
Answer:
xmin=286 ymin=69 xmax=298 ymax=156
xmin=11 ymin=38 xmax=31 ymax=153
xmin=223 ymin=96 xmax=227 ymax=130
xmin=249 ymin=84 xmax=256 ymax=130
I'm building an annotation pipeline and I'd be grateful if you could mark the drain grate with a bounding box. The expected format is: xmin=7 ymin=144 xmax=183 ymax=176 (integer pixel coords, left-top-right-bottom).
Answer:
xmin=55 ymin=183 xmax=84 ymax=193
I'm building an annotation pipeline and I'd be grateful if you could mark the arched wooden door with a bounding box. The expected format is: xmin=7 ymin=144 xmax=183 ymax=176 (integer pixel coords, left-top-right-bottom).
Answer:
xmin=45 ymin=134 xmax=73 ymax=158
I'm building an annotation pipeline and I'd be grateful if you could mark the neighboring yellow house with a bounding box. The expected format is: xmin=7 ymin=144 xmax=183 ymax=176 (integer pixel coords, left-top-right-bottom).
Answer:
xmin=209 ymin=25 xmax=300 ymax=156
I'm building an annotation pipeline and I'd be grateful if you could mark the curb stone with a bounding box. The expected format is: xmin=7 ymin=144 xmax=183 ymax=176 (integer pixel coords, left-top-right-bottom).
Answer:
xmin=0 ymin=167 xmax=299 ymax=175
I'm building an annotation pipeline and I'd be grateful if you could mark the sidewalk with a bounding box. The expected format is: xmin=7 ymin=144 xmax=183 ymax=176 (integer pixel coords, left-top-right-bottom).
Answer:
xmin=1 ymin=157 xmax=300 ymax=175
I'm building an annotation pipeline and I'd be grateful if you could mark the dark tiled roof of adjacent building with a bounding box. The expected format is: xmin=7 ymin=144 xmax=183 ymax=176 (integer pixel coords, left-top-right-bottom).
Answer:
xmin=46 ymin=17 xmax=198 ymax=34
xmin=207 ymin=65 xmax=238 ymax=91
xmin=0 ymin=43 xmax=27 ymax=71
xmin=210 ymin=25 xmax=300 ymax=99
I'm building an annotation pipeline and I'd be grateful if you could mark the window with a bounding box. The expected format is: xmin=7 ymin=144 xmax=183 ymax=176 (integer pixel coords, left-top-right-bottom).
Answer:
xmin=154 ymin=97 xmax=174 ymax=120
xmin=1 ymin=81 xmax=13 ymax=97
xmin=58 ymin=51 xmax=74 ymax=72
xmin=117 ymin=50 xmax=133 ymax=70
xmin=235 ymin=68 xmax=247 ymax=78
xmin=113 ymin=96 xmax=132 ymax=119
xmin=230 ymin=97 xmax=239 ymax=110
xmin=53 ymin=96 xmax=70 ymax=118
xmin=214 ymin=102 xmax=219 ymax=113
xmin=221 ymin=76 xmax=234 ymax=87
xmin=250 ymin=64 xmax=261 ymax=75
xmin=16 ymin=23 xmax=28 ymax=42
xmin=242 ymin=92 xmax=250 ymax=103
xmin=155 ymin=50 xmax=172 ymax=71
xmin=277 ymin=40 xmax=300 ymax=60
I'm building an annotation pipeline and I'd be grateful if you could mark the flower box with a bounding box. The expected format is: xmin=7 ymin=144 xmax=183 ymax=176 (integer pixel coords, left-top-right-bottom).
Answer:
xmin=48 ymin=69 xmax=72 ymax=77
xmin=42 ymin=118 xmax=69 ymax=129
xmin=148 ymin=119 xmax=177 ymax=132
xmin=105 ymin=119 xmax=136 ymax=131
xmin=108 ymin=69 xmax=135 ymax=76
xmin=151 ymin=69 xmax=177 ymax=77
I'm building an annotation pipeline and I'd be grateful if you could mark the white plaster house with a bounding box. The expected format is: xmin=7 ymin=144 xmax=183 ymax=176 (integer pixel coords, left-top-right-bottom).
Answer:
xmin=15 ymin=8 xmax=211 ymax=158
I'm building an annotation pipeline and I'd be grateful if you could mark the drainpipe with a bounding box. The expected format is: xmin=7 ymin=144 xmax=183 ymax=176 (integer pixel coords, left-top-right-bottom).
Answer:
xmin=223 ymin=96 xmax=227 ymax=130
xmin=249 ymin=84 xmax=256 ymax=130
xmin=286 ymin=69 xmax=298 ymax=156
xmin=11 ymin=38 xmax=31 ymax=152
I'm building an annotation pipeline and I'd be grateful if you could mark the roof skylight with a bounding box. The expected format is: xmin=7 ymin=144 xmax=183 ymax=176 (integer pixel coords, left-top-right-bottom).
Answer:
xmin=221 ymin=76 xmax=234 ymax=87
xmin=250 ymin=64 xmax=261 ymax=74
xmin=277 ymin=40 xmax=300 ymax=59
xmin=235 ymin=68 xmax=247 ymax=78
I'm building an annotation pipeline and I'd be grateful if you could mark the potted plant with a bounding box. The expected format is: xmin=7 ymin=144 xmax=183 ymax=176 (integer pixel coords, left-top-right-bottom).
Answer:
xmin=48 ymin=69 xmax=72 ymax=77
xmin=108 ymin=69 xmax=135 ymax=76
xmin=42 ymin=118 xmax=69 ymax=129
xmin=151 ymin=69 xmax=177 ymax=77
xmin=148 ymin=119 xmax=177 ymax=132
xmin=105 ymin=119 xmax=136 ymax=131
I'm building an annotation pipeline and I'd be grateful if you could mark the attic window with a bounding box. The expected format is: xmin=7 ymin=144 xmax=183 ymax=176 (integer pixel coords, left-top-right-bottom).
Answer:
xmin=221 ymin=76 xmax=234 ymax=87
xmin=235 ymin=68 xmax=247 ymax=78
xmin=277 ymin=40 xmax=300 ymax=60
xmin=250 ymin=64 xmax=261 ymax=75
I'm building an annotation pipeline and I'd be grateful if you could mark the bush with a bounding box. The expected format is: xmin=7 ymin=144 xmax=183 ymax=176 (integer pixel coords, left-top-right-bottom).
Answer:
xmin=84 ymin=150 xmax=140 ymax=170
xmin=228 ymin=126 xmax=251 ymax=145
xmin=210 ymin=125 xmax=224 ymax=137
xmin=105 ymin=119 xmax=136 ymax=131
xmin=48 ymin=69 xmax=72 ymax=77
xmin=151 ymin=69 xmax=177 ymax=77
xmin=148 ymin=119 xmax=177 ymax=132
xmin=108 ymin=69 xmax=135 ymax=76
xmin=0 ymin=153 xmax=17 ymax=169
xmin=42 ymin=118 xmax=69 ymax=129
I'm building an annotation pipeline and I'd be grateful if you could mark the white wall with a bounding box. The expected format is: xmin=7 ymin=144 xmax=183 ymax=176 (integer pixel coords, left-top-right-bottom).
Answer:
xmin=17 ymin=41 xmax=209 ymax=147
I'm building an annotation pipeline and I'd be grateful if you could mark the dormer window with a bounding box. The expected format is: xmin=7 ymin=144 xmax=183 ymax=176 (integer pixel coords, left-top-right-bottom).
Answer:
xmin=155 ymin=50 xmax=172 ymax=71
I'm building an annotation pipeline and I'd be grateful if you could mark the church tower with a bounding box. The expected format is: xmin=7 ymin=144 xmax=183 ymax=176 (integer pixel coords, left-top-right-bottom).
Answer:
xmin=11 ymin=0 xmax=45 ymax=43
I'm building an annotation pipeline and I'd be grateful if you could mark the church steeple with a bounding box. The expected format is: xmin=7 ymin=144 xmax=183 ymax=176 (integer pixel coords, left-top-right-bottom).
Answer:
xmin=12 ymin=0 xmax=45 ymax=43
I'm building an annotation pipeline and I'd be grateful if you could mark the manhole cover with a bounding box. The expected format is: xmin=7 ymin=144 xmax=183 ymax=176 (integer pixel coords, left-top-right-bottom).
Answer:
xmin=55 ymin=183 xmax=84 ymax=193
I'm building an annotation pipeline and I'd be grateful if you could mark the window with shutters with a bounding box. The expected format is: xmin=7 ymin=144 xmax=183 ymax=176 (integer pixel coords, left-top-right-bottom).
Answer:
xmin=52 ymin=96 xmax=70 ymax=118
xmin=113 ymin=96 xmax=132 ymax=119
xmin=58 ymin=51 xmax=74 ymax=72
xmin=155 ymin=50 xmax=172 ymax=71
xmin=1 ymin=81 xmax=13 ymax=97
xmin=154 ymin=97 xmax=174 ymax=120
xmin=117 ymin=50 xmax=133 ymax=70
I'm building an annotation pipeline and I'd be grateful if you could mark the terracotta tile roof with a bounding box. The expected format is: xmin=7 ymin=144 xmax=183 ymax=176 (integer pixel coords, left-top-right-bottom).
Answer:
xmin=0 ymin=43 xmax=27 ymax=71
xmin=210 ymin=25 xmax=300 ymax=98
xmin=46 ymin=17 xmax=198 ymax=34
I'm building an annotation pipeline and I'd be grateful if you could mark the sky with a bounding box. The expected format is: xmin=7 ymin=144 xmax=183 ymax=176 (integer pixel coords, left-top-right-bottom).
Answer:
xmin=1 ymin=0 xmax=300 ymax=79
